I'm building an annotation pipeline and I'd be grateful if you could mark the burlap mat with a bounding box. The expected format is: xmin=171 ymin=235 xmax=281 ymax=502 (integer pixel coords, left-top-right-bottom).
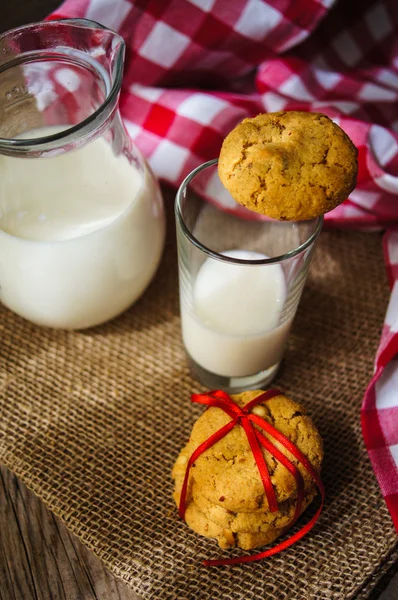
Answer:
xmin=0 ymin=193 xmax=397 ymax=600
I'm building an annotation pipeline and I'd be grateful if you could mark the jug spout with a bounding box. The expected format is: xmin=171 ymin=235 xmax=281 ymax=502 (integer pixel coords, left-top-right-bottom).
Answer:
xmin=0 ymin=19 xmax=126 ymax=156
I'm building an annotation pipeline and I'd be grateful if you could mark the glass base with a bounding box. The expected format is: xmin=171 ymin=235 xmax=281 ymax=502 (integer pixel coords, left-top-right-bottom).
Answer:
xmin=187 ymin=354 xmax=280 ymax=394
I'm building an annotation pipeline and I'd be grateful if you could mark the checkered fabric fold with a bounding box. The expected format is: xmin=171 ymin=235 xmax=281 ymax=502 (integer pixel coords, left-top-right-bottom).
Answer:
xmin=49 ymin=0 xmax=398 ymax=531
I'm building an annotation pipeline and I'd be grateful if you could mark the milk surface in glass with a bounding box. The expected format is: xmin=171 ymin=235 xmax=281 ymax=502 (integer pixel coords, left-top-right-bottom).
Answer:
xmin=181 ymin=250 xmax=293 ymax=377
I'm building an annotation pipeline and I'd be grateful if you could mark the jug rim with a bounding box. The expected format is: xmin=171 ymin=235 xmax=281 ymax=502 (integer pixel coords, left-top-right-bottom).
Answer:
xmin=0 ymin=19 xmax=125 ymax=156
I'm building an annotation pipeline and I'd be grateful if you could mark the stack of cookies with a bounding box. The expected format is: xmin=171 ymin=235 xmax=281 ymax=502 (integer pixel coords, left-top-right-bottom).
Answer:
xmin=172 ymin=390 xmax=323 ymax=551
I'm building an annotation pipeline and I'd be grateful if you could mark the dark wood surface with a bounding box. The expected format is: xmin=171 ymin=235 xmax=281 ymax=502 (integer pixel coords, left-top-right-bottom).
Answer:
xmin=0 ymin=2 xmax=396 ymax=599
xmin=0 ymin=465 xmax=138 ymax=600
xmin=379 ymin=575 xmax=398 ymax=600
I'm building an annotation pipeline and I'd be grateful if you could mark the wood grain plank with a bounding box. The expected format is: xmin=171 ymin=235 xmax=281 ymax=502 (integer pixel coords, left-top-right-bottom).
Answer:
xmin=0 ymin=469 xmax=39 ymax=600
xmin=377 ymin=573 xmax=398 ymax=600
xmin=0 ymin=465 xmax=140 ymax=600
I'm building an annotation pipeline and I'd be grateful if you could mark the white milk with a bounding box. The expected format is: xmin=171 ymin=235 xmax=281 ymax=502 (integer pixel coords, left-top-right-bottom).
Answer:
xmin=181 ymin=250 xmax=293 ymax=377
xmin=0 ymin=126 xmax=165 ymax=329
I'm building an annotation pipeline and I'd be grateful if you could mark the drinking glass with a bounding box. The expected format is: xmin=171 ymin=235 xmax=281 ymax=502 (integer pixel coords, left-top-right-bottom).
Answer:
xmin=175 ymin=159 xmax=323 ymax=392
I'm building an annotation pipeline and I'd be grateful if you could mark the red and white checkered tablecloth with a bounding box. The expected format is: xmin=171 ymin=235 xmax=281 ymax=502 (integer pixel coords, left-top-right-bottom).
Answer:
xmin=48 ymin=0 xmax=398 ymax=531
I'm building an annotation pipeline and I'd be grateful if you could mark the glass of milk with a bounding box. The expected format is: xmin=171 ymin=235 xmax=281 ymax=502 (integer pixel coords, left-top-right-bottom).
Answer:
xmin=0 ymin=20 xmax=165 ymax=329
xmin=175 ymin=159 xmax=323 ymax=392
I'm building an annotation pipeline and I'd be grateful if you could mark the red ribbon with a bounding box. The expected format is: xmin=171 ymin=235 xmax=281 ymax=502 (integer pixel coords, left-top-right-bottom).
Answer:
xmin=179 ymin=389 xmax=325 ymax=567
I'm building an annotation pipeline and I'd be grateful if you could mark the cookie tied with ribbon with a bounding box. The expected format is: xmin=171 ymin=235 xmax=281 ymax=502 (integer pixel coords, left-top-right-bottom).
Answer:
xmin=172 ymin=389 xmax=324 ymax=566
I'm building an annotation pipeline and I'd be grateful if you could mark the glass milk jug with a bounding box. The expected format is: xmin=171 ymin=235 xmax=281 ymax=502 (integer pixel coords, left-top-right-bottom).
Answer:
xmin=0 ymin=19 xmax=165 ymax=329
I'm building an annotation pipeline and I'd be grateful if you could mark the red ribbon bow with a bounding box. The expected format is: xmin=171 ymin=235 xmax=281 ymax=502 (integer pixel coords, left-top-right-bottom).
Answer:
xmin=179 ymin=389 xmax=325 ymax=567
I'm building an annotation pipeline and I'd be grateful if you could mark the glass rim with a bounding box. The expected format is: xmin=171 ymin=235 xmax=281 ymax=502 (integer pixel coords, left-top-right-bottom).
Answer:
xmin=175 ymin=158 xmax=324 ymax=265
xmin=0 ymin=19 xmax=125 ymax=155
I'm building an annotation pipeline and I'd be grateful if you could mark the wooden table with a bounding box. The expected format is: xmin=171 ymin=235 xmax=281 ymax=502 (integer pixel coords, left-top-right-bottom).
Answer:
xmin=0 ymin=2 xmax=397 ymax=599
xmin=0 ymin=465 xmax=139 ymax=600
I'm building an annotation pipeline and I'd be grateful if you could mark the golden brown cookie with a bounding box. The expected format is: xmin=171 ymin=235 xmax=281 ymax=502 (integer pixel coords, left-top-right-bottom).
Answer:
xmin=173 ymin=466 xmax=316 ymax=535
xmin=184 ymin=500 xmax=290 ymax=551
xmin=173 ymin=443 xmax=316 ymax=528
xmin=218 ymin=111 xmax=357 ymax=220
xmin=191 ymin=484 xmax=316 ymax=534
xmin=178 ymin=390 xmax=323 ymax=514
